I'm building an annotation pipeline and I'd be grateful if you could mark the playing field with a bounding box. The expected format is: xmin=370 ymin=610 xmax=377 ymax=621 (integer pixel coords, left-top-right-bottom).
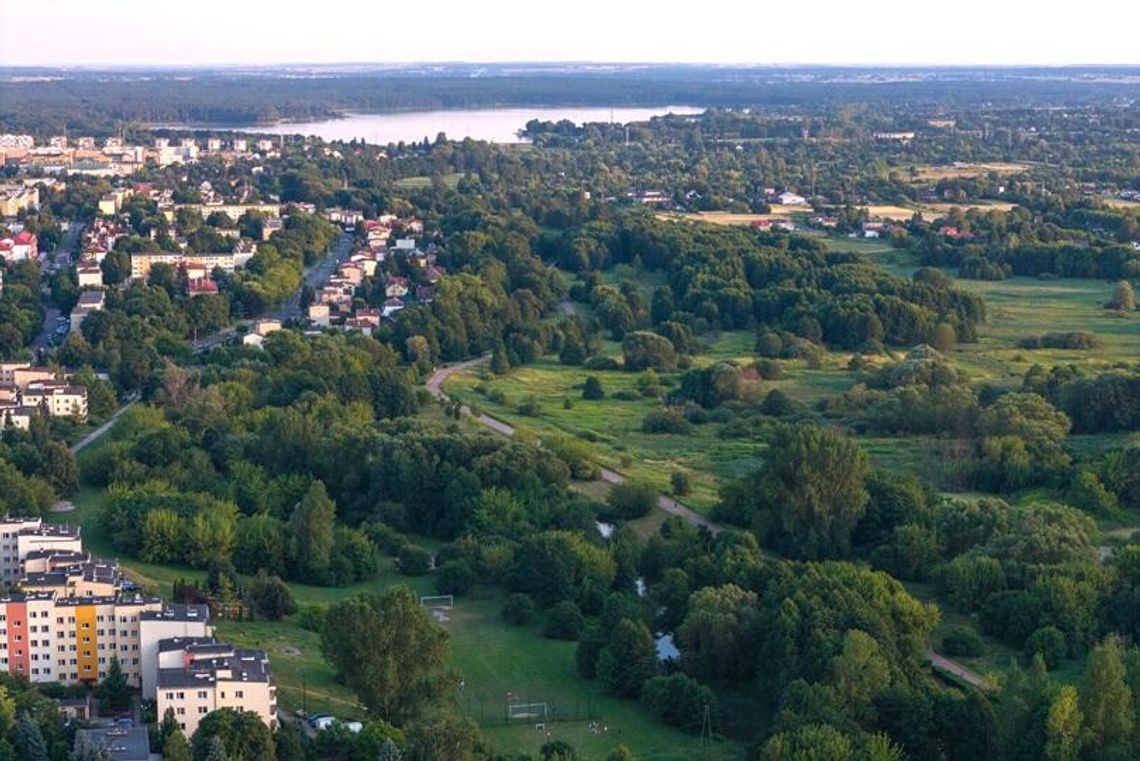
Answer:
xmin=909 ymin=162 xmax=1031 ymax=181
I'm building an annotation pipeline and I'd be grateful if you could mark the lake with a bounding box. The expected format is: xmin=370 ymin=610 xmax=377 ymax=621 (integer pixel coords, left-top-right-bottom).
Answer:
xmin=229 ymin=105 xmax=703 ymax=145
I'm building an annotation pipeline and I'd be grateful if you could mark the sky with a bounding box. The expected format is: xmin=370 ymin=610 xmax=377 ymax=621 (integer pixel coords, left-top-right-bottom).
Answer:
xmin=2 ymin=0 xmax=1138 ymax=67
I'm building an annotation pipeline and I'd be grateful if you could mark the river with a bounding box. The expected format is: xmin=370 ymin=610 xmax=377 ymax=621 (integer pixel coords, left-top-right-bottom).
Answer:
xmin=221 ymin=105 xmax=702 ymax=145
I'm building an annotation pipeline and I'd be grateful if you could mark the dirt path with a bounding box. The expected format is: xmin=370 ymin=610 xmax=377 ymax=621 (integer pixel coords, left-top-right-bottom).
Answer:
xmin=70 ymin=398 xmax=138 ymax=454
xmin=425 ymin=358 xmax=722 ymax=535
xmin=926 ymin=649 xmax=993 ymax=691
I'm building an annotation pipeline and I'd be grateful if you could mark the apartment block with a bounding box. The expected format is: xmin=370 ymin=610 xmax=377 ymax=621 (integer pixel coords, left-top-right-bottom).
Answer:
xmin=139 ymin=605 xmax=213 ymax=700
xmin=156 ymin=638 xmax=276 ymax=737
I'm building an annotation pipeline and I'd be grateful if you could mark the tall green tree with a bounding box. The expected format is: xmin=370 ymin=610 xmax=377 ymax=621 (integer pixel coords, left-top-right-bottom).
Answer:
xmin=191 ymin=709 xmax=274 ymax=761
xmin=1044 ymin=685 xmax=1082 ymax=761
xmin=1079 ymin=638 xmax=1134 ymax=760
xmin=721 ymin=424 xmax=869 ymax=558
xmin=290 ymin=480 xmax=336 ymax=582
xmin=163 ymin=730 xmax=192 ymax=761
xmin=14 ymin=712 xmax=48 ymax=761
xmin=321 ymin=586 xmax=451 ymax=722
xmin=596 ymin=617 xmax=657 ymax=698
xmin=95 ymin=657 xmax=131 ymax=714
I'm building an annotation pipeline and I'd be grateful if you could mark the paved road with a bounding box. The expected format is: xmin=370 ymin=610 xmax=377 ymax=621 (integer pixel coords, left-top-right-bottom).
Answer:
xmin=426 ymin=357 xmax=722 ymax=534
xmin=927 ymin=649 xmax=993 ymax=690
xmin=71 ymin=397 xmax=138 ymax=454
xmin=31 ymin=221 xmax=85 ymax=356
xmin=191 ymin=232 xmax=353 ymax=353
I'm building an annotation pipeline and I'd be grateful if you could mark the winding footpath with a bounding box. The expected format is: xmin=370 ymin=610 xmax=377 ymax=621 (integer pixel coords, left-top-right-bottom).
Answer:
xmin=427 ymin=357 xmax=1000 ymax=686
xmin=425 ymin=358 xmax=721 ymax=534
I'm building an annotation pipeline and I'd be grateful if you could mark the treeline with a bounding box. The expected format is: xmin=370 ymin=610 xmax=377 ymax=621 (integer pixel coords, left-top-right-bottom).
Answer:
xmin=1025 ymin=363 xmax=1140 ymax=434
xmin=553 ymin=213 xmax=985 ymax=350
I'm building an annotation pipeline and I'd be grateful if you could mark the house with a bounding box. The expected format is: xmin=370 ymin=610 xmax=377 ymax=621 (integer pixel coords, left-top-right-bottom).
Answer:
xmin=2 ymin=231 xmax=38 ymax=262
xmin=750 ymin=219 xmax=773 ymax=230
xmin=242 ymin=320 xmax=282 ymax=349
xmin=425 ymin=264 xmax=447 ymax=283
xmin=385 ymin=276 xmax=409 ymax=298
xmin=139 ymin=606 xmax=214 ymax=700
xmin=382 ymin=298 xmax=405 ymax=318
xmin=415 ymin=285 xmax=437 ymax=303
xmin=261 ymin=218 xmax=283 ymax=240
xmin=187 ymin=277 xmax=218 ymax=297
xmin=76 ymin=264 xmax=103 ymax=288
xmin=307 ymin=304 xmax=331 ymax=328
xmin=22 ymin=380 xmax=89 ymax=420
xmin=71 ymin=289 xmax=106 ymax=332
xmin=776 ymin=191 xmax=808 ymax=206
xmin=232 ymin=239 xmax=258 ymax=268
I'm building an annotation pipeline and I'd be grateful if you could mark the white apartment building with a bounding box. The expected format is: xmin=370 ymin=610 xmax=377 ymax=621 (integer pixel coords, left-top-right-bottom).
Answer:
xmin=139 ymin=605 xmax=213 ymax=700
xmin=0 ymin=518 xmax=82 ymax=583
xmin=156 ymin=639 xmax=276 ymax=737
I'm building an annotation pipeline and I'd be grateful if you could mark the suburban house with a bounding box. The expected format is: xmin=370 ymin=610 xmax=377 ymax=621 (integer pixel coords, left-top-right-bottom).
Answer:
xmin=776 ymin=191 xmax=808 ymax=206
xmin=71 ymin=289 xmax=106 ymax=332
xmin=242 ymin=320 xmax=283 ymax=348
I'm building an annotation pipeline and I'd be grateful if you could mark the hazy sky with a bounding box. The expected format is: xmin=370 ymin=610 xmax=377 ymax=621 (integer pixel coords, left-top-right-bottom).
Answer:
xmin=2 ymin=0 xmax=1137 ymax=67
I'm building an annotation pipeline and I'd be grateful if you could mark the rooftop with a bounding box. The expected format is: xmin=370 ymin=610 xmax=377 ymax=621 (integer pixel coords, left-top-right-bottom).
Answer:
xmin=141 ymin=603 xmax=209 ymax=623
xmin=157 ymin=648 xmax=271 ymax=689
xmin=76 ymin=726 xmax=149 ymax=761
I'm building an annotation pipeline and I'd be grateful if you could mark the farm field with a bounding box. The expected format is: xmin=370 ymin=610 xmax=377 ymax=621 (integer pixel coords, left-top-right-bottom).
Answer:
xmin=909 ymin=161 xmax=1031 ymax=181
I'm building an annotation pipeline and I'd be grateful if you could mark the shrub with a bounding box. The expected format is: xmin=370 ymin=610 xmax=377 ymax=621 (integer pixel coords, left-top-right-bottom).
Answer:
xmin=1023 ymin=626 xmax=1067 ymax=670
xmin=436 ymin=559 xmax=477 ymax=596
xmin=755 ymin=359 xmax=783 ymax=380
xmin=611 ymin=390 xmax=640 ymax=401
xmin=501 ymin=593 xmax=536 ymax=625
xmin=582 ymin=376 xmax=605 ymax=400
xmin=295 ymin=604 xmax=326 ymax=633
xmin=941 ymin=625 xmax=985 ymax=658
xmin=517 ymin=395 xmax=541 ymax=416
xmin=642 ymin=408 xmax=693 ymax=434
xmin=607 ymin=480 xmax=657 ymax=519
xmin=671 ymin=471 xmax=692 ymax=496
xmin=585 ymin=356 xmax=621 ymax=371
xmin=397 ymin=545 xmax=432 ymax=576
xmin=640 ymin=674 xmax=718 ymax=734
xmin=543 ymin=600 xmax=584 ymax=640
xmin=245 ymin=571 xmax=297 ymax=621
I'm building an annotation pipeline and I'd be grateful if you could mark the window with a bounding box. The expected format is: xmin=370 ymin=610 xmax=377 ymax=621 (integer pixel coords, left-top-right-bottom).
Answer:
xmin=165 ymin=692 xmax=174 ymax=700
xmin=197 ymin=691 xmax=208 ymax=699
xmin=198 ymin=706 xmax=208 ymax=714
xmin=235 ymin=690 xmax=244 ymax=698
xmin=176 ymin=707 xmax=185 ymax=715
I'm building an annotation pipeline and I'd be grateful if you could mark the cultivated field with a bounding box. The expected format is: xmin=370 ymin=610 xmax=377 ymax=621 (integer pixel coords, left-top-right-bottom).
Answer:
xmin=909 ymin=162 xmax=1031 ymax=181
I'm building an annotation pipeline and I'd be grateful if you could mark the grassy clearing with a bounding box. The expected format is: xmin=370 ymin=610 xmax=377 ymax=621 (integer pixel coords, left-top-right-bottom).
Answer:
xmin=909 ymin=162 xmax=1030 ymax=182
xmin=61 ymin=481 xmax=735 ymax=758
xmin=394 ymin=173 xmax=463 ymax=190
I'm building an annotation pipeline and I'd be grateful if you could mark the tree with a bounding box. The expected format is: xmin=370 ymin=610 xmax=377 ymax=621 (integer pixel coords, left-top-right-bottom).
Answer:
xmin=622 ymin=331 xmax=676 ymax=372
xmin=540 ymin=739 xmax=578 ymax=761
xmin=1044 ymin=685 xmax=1082 ymax=761
xmin=321 ymin=586 xmax=451 ymax=722
xmin=14 ymin=712 xmax=48 ymax=761
xmin=406 ymin=710 xmax=479 ymax=761
xmin=761 ymin=724 xmax=855 ymax=761
xmin=582 ymin=375 xmax=605 ymax=400
xmin=606 ymin=480 xmax=656 ymax=519
xmin=41 ymin=441 xmax=78 ymax=495
xmin=559 ymin=330 xmax=587 ymax=365
xmin=245 ymin=571 xmax=297 ymax=621
xmin=1079 ymin=638 xmax=1133 ymax=759
xmin=931 ymin=322 xmax=957 ymax=352
xmin=1106 ymin=280 xmax=1136 ymax=312
xmin=640 ymin=673 xmax=717 ymax=734
xmin=69 ymin=732 xmax=111 ymax=761
xmin=191 ymin=708 xmax=275 ymax=761
xmin=596 ymin=617 xmax=657 ymax=698
xmin=377 ymin=738 xmax=403 ymax=761
xmin=203 ymin=737 xmax=228 ymax=761
xmin=830 ymin=630 xmax=890 ymax=722
xmin=290 ymin=480 xmax=336 ymax=583
xmin=95 ymin=657 xmax=131 ymax=714
xmin=436 ymin=559 xmax=476 ymax=596
xmin=976 ymin=393 xmax=1071 ymax=470
xmin=490 ymin=340 xmax=511 ymax=375
xmin=721 ymin=424 xmax=869 ymax=558
xmin=606 ymin=747 xmax=636 ymax=761
xmin=670 ymin=471 xmax=691 ymax=496
xmin=675 ymin=584 xmax=759 ymax=684
xmin=163 ymin=730 xmax=192 ymax=761
xmin=543 ymin=600 xmax=584 ymax=640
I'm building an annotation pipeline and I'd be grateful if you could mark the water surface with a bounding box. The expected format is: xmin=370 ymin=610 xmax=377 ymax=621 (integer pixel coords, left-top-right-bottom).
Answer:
xmin=232 ymin=105 xmax=702 ymax=144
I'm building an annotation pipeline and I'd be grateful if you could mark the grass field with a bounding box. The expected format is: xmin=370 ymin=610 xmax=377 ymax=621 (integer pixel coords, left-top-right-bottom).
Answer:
xmin=58 ymin=480 xmax=738 ymax=759
xmin=394 ymin=172 xmax=463 ymax=189
xmin=909 ymin=162 xmax=1031 ymax=182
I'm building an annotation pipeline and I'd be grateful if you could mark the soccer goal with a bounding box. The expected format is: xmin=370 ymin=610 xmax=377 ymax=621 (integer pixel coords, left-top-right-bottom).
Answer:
xmin=508 ymin=703 xmax=549 ymax=721
xmin=420 ymin=595 xmax=454 ymax=610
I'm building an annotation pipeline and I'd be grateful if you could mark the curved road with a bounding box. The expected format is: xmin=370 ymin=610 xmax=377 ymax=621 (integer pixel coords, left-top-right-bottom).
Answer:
xmin=426 ymin=358 xmax=721 ymax=534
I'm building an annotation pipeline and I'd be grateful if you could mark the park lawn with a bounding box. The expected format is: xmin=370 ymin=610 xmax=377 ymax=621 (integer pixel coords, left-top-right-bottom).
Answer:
xmin=393 ymin=172 xmax=463 ymax=189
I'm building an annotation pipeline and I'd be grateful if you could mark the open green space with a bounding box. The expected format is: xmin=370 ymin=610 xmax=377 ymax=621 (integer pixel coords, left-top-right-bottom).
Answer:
xmin=57 ymin=483 xmax=736 ymax=759
xmin=393 ymin=172 xmax=464 ymax=189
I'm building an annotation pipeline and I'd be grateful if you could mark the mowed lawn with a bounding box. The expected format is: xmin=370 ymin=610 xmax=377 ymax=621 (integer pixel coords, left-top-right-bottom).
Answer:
xmin=53 ymin=487 xmax=738 ymax=759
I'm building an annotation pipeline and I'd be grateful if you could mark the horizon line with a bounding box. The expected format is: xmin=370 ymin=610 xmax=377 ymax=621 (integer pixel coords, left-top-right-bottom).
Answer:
xmin=3 ymin=61 xmax=1140 ymax=71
